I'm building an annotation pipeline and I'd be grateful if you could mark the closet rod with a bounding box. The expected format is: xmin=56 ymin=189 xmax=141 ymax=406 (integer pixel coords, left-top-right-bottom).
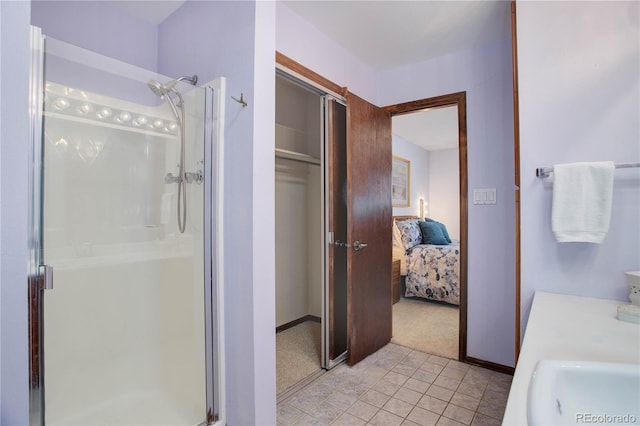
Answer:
xmin=275 ymin=148 xmax=321 ymax=165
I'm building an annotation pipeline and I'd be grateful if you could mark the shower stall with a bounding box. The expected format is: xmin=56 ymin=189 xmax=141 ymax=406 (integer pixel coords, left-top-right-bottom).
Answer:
xmin=28 ymin=27 xmax=225 ymax=425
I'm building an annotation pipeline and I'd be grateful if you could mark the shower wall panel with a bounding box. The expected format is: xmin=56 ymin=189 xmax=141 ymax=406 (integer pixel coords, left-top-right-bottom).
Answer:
xmin=40 ymin=39 xmax=210 ymax=425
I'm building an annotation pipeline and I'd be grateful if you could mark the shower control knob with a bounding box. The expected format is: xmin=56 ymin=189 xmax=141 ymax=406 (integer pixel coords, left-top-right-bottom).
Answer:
xmin=184 ymin=170 xmax=203 ymax=184
xmin=165 ymin=172 xmax=181 ymax=184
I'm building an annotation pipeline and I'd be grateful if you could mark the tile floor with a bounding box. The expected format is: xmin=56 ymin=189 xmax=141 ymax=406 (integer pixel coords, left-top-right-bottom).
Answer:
xmin=277 ymin=343 xmax=512 ymax=426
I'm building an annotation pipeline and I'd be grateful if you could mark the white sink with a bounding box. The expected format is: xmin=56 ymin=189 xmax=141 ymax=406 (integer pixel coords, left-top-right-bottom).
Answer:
xmin=528 ymin=360 xmax=640 ymax=425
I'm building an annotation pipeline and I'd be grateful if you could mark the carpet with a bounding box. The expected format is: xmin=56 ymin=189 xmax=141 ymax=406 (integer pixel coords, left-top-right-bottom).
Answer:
xmin=392 ymin=297 xmax=459 ymax=359
xmin=276 ymin=321 xmax=322 ymax=394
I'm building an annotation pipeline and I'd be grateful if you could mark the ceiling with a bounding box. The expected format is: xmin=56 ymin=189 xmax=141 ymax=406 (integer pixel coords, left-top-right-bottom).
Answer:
xmin=108 ymin=0 xmax=185 ymax=24
xmin=282 ymin=0 xmax=510 ymax=71
xmin=393 ymin=107 xmax=458 ymax=152
xmin=109 ymin=0 xmax=506 ymax=151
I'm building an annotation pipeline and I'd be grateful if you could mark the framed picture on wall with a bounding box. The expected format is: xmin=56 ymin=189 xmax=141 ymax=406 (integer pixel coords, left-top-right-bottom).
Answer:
xmin=392 ymin=155 xmax=410 ymax=207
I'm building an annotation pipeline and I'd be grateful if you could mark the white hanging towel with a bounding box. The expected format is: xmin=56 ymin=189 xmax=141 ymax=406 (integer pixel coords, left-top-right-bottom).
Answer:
xmin=552 ymin=161 xmax=615 ymax=243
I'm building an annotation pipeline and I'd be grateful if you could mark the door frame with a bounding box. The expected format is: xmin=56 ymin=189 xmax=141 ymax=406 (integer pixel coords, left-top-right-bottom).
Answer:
xmin=383 ymin=92 xmax=469 ymax=362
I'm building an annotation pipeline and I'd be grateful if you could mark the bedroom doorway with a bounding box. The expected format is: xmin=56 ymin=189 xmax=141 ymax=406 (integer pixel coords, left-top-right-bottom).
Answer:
xmin=385 ymin=92 xmax=468 ymax=362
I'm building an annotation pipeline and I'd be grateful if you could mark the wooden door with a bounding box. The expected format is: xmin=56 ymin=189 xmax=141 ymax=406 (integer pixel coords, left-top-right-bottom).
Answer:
xmin=346 ymin=92 xmax=392 ymax=365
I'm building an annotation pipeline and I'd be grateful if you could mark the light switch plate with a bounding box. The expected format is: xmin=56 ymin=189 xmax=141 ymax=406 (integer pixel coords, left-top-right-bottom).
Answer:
xmin=473 ymin=188 xmax=497 ymax=205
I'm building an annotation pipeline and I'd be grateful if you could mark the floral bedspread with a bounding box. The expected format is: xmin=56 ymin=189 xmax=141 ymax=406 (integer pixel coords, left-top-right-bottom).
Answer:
xmin=404 ymin=242 xmax=460 ymax=305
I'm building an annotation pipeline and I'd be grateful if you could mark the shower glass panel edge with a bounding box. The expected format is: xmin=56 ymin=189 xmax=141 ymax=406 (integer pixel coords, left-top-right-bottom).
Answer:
xmin=28 ymin=25 xmax=46 ymax=426
xmin=28 ymin=26 xmax=224 ymax=426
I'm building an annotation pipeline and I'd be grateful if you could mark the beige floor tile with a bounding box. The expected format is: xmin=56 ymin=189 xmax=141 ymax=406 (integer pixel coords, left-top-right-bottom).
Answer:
xmin=443 ymin=403 xmax=475 ymax=425
xmin=384 ymin=371 xmax=410 ymax=386
xmin=440 ymin=366 xmax=466 ymax=381
xmin=276 ymin=343 xmax=512 ymax=426
xmin=288 ymin=391 xmax=321 ymax=413
xmin=406 ymin=350 xmax=430 ymax=363
xmin=420 ymin=361 xmax=445 ymax=375
xmin=394 ymin=386 xmax=424 ymax=405
xmin=277 ymin=403 xmax=306 ymax=426
xmin=373 ymin=379 xmax=402 ymax=396
xmin=416 ymin=394 xmax=448 ymax=415
xmin=476 ymin=397 xmax=506 ymax=420
xmin=400 ymin=356 xmax=426 ymax=369
xmin=294 ymin=413 xmax=330 ymax=426
xmin=360 ymin=389 xmax=390 ymax=408
xmin=404 ymin=377 xmax=431 ymax=393
xmin=331 ymin=412 xmax=367 ymax=426
xmin=324 ymin=391 xmax=359 ymax=411
xmin=406 ymin=406 xmax=441 ymax=426
xmin=470 ymin=412 xmax=502 ymax=426
xmin=394 ymin=363 xmax=419 ymax=377
xmin=369 ymin=409 xmax=405 ymax=426
xmin=433 ymin=375 xmax=461 ymax=391
xmin=446 ymin=360 xmax=470 ymax=372
xmin=401 ymin=420 xmax=423 ymax=426
xmin=425 ymin=385 xmax=455 ymax=402
xmin=428 ymin=355 xmax=450 ymax=366
xmin=411 ymin=369 xmax=438 ymax=384
xmin=310 ymin=400 xmax=347 ymax=423
xmin=382 ymin=397 xmax=415 ymax=418
xmin=450 ymin=392 xmax=480 ymax=411
xmin=456 ymin=382 xmax=485 ymax=400
xmin=347 ymin=400 xmax=378 ymax=422
xmin=436 ymin=416 xmax=466 ymax=426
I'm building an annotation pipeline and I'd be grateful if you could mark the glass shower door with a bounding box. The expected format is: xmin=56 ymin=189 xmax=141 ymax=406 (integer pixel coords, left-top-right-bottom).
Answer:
xmin=37 ymin=35 xmax=216 ymax=425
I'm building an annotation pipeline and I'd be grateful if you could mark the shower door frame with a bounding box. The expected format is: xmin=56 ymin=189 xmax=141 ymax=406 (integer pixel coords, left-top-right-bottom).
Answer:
xmin=26 ymin=26 xmax=226 ymax=426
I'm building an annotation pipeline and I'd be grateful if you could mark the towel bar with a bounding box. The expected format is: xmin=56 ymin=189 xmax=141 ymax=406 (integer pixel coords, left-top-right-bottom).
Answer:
xmin=536 ymin=162 xmax=640 ymax=178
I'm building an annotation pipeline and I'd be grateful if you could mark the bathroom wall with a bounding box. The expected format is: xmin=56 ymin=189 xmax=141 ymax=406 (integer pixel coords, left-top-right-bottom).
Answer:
xmin=276 ymin=1 xmax=376 ymax=103
xmin=31 ymin=1 xmax=158 ymax=72
xmin=377 ymin=36 xmax=516 ymax=367
xmin=391 ymin=133 xmax=430 ymax=218
xmin=517 ymin=1 xmax=640 ymax=338
xmin=158 ymin=2 xmax=277 ymax=424
xmin=429 ymin=148 xmax=460 ymax=240
xmin=0 ymin=1 xmax=31 ymax=423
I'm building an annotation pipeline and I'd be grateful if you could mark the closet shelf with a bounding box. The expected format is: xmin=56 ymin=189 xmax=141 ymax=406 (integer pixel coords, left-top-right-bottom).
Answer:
xmin=275 ymin=148 xmax=321 ymax=165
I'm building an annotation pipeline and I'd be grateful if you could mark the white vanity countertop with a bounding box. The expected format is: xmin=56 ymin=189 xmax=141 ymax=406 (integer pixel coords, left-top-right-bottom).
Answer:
xmin=502 ymin=291 xmax=640 ymax=426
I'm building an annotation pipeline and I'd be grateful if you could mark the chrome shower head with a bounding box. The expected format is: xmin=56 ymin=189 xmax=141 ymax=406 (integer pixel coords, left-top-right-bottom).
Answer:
xmin=147 ymin=79 xmax=168 ymax=97
xmin=147 ymin=75 xmax=198 ymax=98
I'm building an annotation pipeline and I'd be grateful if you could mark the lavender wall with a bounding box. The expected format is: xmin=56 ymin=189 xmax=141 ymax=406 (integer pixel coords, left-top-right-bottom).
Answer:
xmin=31 ymin=1 xmax=158 ymax=72
xmin=392 ymin=133 xmax=430 ymax=218
xmin=158 ymin=2 xmax=276 ymax=424
xmin=517 ymin=2 xmax=640 ymax=338
xmin=0 ymin=1 xmax=31 ymax=423
xmin=377 ymin=38 xmax=516 ymax=367
xmin=276 ymin=1 xmax=376 ymax=103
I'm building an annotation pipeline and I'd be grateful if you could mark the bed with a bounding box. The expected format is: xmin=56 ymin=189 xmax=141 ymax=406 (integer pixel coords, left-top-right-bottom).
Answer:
xmin=393 ymin=216 xmax=460 ymax=306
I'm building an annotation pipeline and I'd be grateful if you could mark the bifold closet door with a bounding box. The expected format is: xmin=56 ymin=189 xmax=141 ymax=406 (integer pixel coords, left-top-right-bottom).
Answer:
xmin=345 ymin=92 xmax=393 ymax=366
xmin=326 ymin=98 xmax=348 ymax=364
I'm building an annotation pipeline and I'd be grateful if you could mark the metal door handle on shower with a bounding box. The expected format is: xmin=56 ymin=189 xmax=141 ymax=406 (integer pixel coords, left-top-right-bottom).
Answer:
xmin=164 ymin=170 xmax=203 ymax=184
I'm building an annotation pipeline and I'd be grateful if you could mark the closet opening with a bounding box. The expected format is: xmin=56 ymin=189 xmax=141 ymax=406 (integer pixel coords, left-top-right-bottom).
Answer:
xmin=274 ymin=70 xmax=348 ymax=397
